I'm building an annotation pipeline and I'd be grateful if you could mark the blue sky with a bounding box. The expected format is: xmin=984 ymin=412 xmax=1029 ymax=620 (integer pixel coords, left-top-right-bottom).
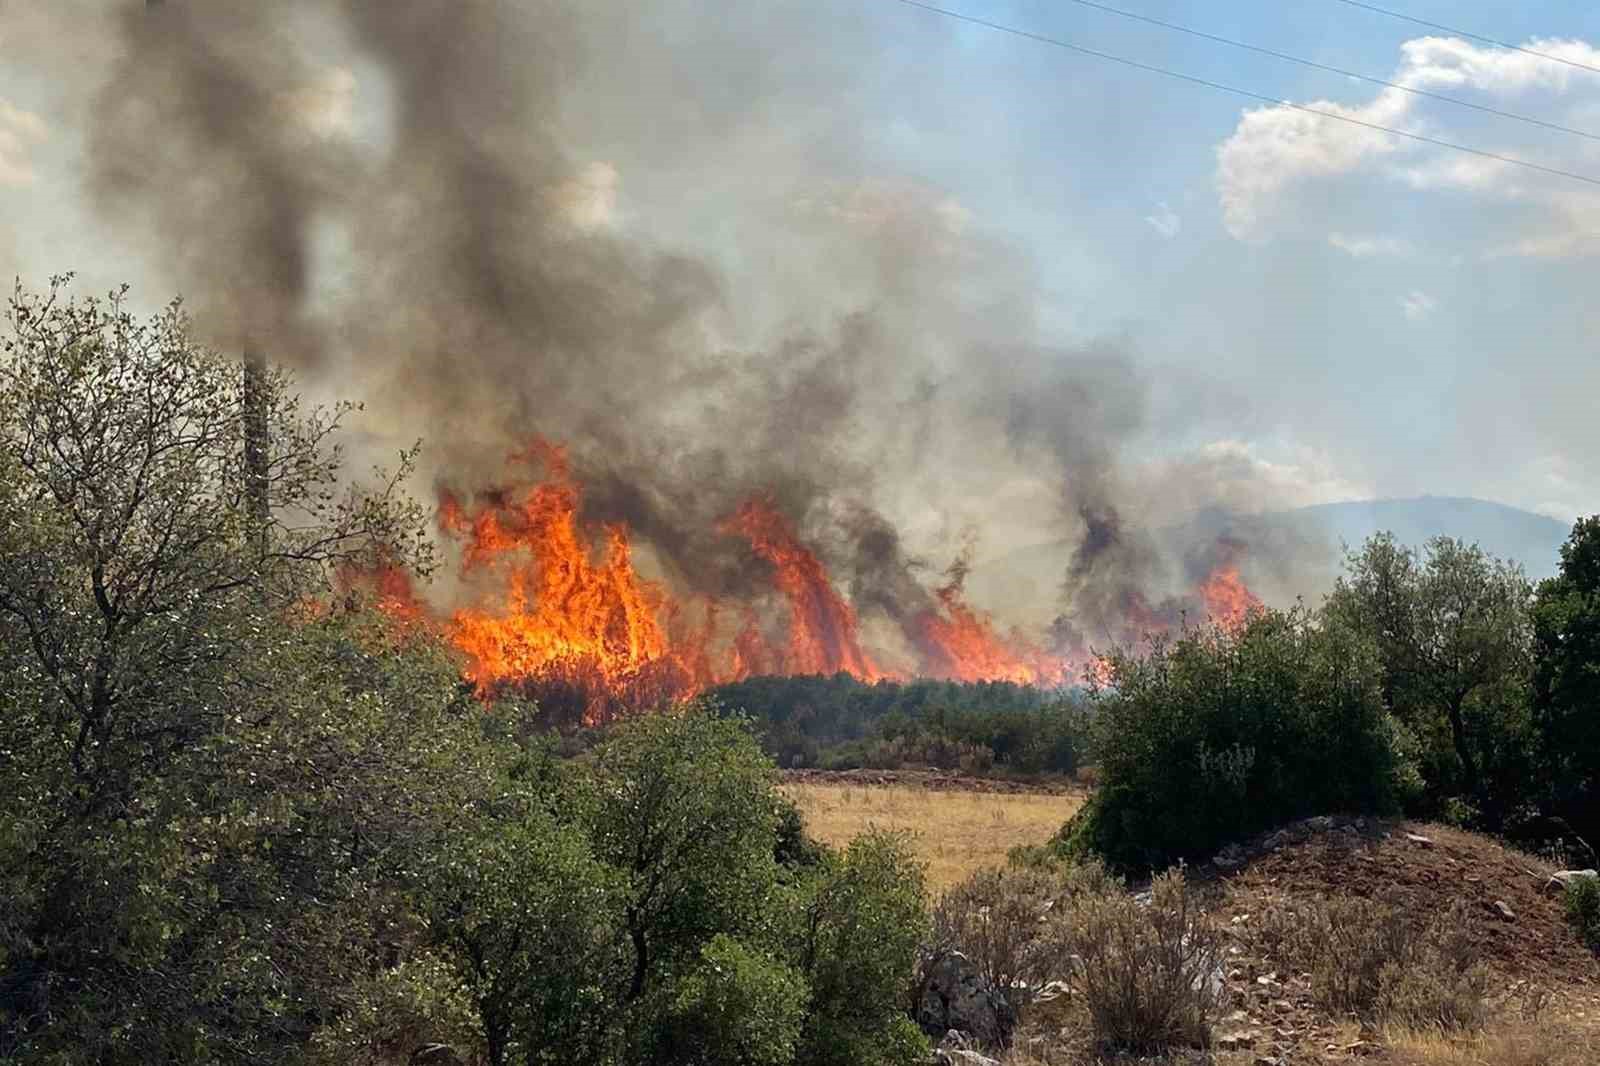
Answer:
xmin=2 ymin=0 xmax=1598 ymax=535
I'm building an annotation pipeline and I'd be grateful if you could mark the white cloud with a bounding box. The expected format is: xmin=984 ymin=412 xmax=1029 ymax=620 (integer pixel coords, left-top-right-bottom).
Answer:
xmin=1215 ymin=35 xmax=1600 ymax=253
xmin=1145 ymin=201 xmax=1181 ymax=238
xmin=0 ymin=98 xmax=48 ymax=187
xmin=1328 ymin=232 xmax=1412 ymax=258
xmin=1401 ymin=290 xmax=1437 ymax=320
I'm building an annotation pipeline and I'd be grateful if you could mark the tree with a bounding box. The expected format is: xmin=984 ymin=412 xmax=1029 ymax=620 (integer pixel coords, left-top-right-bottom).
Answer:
xmin=0 ymin=278 xmax=441 ymax=1060
xmin=1063 ymin=607 xmax=1404 ymax=874
xmin=1325 ymin=533 xmax=1534 ymax=825
xmin=795 ymin=831 xmax=930 ymax=1066
xmin=1531 ymin=516 xmax=1600 ymax=850
xmin=576 ymin=709 xmax=795 ymax=1058
xmin=419 ymin=799 xmax=626 ymax=1066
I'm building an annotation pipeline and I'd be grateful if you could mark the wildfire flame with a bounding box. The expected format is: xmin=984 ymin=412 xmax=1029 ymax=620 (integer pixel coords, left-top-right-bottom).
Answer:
xmin=909 ymin=561 xmax=1063 ymax=685
xmin=722 ymin=499 xmax=887 ymax=681
xmin=1197 ymin=538 xmax=1263 ymax=629
xmin=435 ymin=441 xmax=714 ymax=717
xmin=342 ymin=439 xmax=1265 ymax=717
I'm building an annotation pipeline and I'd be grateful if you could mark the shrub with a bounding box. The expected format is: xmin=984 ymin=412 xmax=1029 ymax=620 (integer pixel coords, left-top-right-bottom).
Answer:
xmin=1294 ymin=895 xmax=1488 ymax=1029
xmin=1566 ymin=876 xmax=1600 ymax=953
xmin=927 ymin=866 xmax=1064 ymax=1041
xmin=1060 ymin=867 xmax=1222 ymax=1054
xmin=1064 ymin=608 xmax=1405 ymax=874
xmin=798 ymin=831 xmax=931 ymax=1066
xmin=652 ymin=935 xmax=807 ymax=1066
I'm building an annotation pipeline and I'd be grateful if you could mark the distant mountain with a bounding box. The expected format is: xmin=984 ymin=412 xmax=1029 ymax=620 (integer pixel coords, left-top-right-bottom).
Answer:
xmin=966 ymin=497 xmax=1574 ymax=622
xmin=1281 ymin=497 xmax=1570 ymax=578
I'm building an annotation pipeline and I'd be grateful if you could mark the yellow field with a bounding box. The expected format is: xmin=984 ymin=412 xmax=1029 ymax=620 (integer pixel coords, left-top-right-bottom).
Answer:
xmin=781 ymin=781 xmax=1085 ymax=893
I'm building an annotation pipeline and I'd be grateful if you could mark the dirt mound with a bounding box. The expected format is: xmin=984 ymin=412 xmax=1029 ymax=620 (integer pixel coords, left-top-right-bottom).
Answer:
xmin=1215 ymin=818 xmax=1600 ymax=989
xmin=779 ymin=767 xmax=1074 ymax=795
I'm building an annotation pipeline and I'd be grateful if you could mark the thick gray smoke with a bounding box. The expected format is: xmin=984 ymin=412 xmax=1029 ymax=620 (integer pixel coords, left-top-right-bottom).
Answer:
xmin=76 ymin=0 xmax=1324 ymax=665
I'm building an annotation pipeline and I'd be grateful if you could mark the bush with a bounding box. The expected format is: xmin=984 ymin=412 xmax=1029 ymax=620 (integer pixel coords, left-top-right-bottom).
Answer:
xmin=1566 ymin=876 xmax=1600 ymax=953
xmin=1063 ymin=608 xmax=1406 ymax=874
xmin=798 ymin=831 xmax=931 ymax=1066
xmin=930 ymin=866 xmax=1066 ymax=1015
xmin=1060 ymin=867 xmax=1222 ymax=1054
xmin=652 ymin=936 xmax=807 ymax=1066
xmin=1294 ymin=895 xmax=1488 ymax=1029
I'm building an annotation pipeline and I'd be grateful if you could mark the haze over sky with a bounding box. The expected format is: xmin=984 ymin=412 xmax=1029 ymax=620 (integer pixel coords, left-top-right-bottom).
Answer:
xmin=2 ymin=0 xmax=1597 ymax=532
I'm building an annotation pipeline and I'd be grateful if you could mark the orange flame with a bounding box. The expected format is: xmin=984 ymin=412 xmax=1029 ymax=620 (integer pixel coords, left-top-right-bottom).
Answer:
xmin=1197 ymin=539 xmax=1263 ymax=629
xmin=722 ymin=499 xmax=886 ymax=680
xmin=909 ymin=565 xmax=1063 ymax=685
xmin=436 ymin=441 xmax=713 ymax=719
xmin=341 ymin=440 xmax=1268 ymax=715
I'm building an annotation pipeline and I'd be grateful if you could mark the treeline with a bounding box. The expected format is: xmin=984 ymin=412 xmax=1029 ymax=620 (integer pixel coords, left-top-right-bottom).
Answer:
xmin=705 ymin=674 xmax=1087 ymax=776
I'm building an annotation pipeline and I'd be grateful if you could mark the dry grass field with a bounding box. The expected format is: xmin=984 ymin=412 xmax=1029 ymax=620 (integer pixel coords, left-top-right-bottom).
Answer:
xmin=781 ymin=778 xmax=1086 ymax=892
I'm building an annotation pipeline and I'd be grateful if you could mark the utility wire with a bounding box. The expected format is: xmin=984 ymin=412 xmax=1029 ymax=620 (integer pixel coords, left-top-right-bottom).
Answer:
xmin=1327 ymin=0 xmax=1600 ymax=79
xmin=1058 ymin=0 xmax=1600 ymax=143
xmin=888 ymin=0 xmax=1600 ymax=190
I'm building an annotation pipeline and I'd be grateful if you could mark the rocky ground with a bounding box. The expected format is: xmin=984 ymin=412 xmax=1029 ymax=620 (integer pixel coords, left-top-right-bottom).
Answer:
xmin=930 ymin=816 xmax=1600 ymax=1065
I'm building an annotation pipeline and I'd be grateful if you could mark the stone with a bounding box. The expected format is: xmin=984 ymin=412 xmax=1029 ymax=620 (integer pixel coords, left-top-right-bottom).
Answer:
xmin=932 ymin=1050 xmax=1000 ymax=1066
xmin=1216 ymin=1029 xmax=1261 ymax=1051
xmin=1544 ymin=870 xmax=1599 ymax=895
xmin=915 ymin=951 xmax=1015 ymax=1049
xmin=1214 ymin=843 xmax=1249 ymax=871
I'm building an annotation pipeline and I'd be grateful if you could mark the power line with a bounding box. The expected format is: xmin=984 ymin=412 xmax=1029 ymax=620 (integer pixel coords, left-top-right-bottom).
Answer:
xmin=1327 ymin=0 xmax=1600 ymax=79
xmin=888 ymin=0 xmax=1600 ymax=191
xmin=1058 ymin=0 xmax=1600 ymax=143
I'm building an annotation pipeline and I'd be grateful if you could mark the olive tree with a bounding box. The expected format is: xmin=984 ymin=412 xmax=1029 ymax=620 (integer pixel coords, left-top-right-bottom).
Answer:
xmin=0 ymin=278 xmax=441 ymax=1061
xmin=1325 ymin=533 xmax=1534 ymax=825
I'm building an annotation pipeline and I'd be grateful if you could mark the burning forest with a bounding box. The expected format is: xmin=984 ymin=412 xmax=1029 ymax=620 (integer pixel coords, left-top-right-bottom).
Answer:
xmin=71 ymin=0 xmax=1289 ymax=722
xmin=349 ymin=437 xmax=1263 ymax=723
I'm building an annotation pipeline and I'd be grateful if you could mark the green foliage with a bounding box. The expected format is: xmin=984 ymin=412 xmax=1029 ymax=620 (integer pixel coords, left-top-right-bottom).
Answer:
xmin=1566 ymin=878 xmax=1600 ymax=954
xmin=1532 ymin=516 xmax=1600 ymax=849
xmin=652 ymin=936 xmax=807 ymax=1066
xmin=1062 ymin=607 xmax=1404 ymax=874
xmin=1325 ymin=534 xmax=1535 ymax=828
xmin=420 ymin=801 xmax=625 ymax=1066
xmin=0 ymin=279 xmax=449 ymax=1062
xmin=797 ymin=831 xmax=931 ymax=1066
xmin=579 ymin=709 xmax=786 ymax=1013
xmin=708 ymin=673 xmax=1086 ymax=776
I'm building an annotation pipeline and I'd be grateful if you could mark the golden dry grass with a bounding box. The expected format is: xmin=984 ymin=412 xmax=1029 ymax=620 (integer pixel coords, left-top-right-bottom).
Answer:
xmin=1382 ymin=1021 xmax=1600 ymax=1066
xmin=780 ymin=781 xmax=1085 ymax=893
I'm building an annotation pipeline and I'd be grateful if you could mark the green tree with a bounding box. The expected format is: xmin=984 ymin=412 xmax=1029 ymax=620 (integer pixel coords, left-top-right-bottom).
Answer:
xmin=795 ymin=831 xmax=930 ymax=1066
xmin=654 ymin=935 xmax=807 ymax=1066
xmin=1064 ymin=607 xmax=1404 ymax=874
xmin=419 ymin=796 xmax=625 ymax=1066
xmin=577 ymin=709 xmax=792 ymax=1056
xmin=0 ymin=279 xmax=442 ymax=1061
xmin=1531 ymin=516 xmax=1600 ymax=850
xmin=1325 ymin=533 xmax=1534 ymax=825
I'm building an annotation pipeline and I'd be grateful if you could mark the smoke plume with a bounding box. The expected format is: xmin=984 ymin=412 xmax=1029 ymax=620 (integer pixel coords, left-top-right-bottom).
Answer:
xmin=72 ymin=0 xmax=1323 ymax=670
